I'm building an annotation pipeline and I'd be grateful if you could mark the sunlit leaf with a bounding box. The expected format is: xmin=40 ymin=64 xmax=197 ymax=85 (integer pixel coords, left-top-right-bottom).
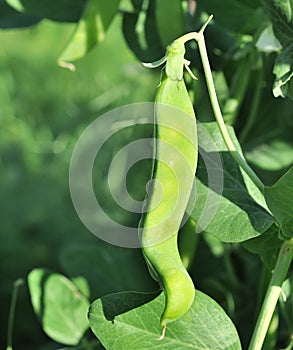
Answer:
xmin=58 ymin=0 xmax=120 ymax=66
xmin=28 ymin=269 xmax=90 ymax=345
xmin=89 ymin=290 xmax=242 ymax=349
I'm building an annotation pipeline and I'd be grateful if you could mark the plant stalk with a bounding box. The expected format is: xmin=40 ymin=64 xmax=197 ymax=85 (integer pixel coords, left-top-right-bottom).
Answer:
xmin=193 ymin=23 xmax=264 ymax=193
xmin=248 ymin=239 xmax=293 ymax=350
xmin=6 ymin=279 xmax=23 ymax=350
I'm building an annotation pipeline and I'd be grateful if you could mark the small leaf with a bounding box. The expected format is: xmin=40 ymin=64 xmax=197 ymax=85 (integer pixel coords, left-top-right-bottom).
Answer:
xmin=28 ymin=268 xmax=90 ymax=346
xmin=58 ymin=0 xmax=120 ymax=65
xmin=189 ymin=122 xmax=274 ymax=242
xmin=261 ymin=0 xmax=293 ymax=47
xmin=264 ymin=166 xmax=293 ymax=238
xmin=256 ymin=25 xmax=282 ymax=53
xmin=5 ymin=0 xmax=24 ymax=12
xmin=89 ymin=290 xmax=242 ymax=349
xmin=273 ymin=43 xmax=293 ymax=99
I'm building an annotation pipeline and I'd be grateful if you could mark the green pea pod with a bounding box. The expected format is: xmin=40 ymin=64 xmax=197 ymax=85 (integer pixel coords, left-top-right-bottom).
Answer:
xmin=140 ymin=40 xmax=198 ymax=339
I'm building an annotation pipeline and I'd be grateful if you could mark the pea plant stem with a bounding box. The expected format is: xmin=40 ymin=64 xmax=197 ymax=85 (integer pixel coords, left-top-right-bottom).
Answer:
xmin=6 ymin=279 xmax=23 ymax=350
xmin=248 ymin=238 xmax=293 ymax=350
xmin=190 ymin=19 xmax=264 ymax=193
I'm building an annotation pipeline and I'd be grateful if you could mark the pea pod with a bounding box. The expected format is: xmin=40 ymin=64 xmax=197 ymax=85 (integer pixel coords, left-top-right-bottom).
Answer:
xmin=140 ymin=39 xmax=198 ymax=339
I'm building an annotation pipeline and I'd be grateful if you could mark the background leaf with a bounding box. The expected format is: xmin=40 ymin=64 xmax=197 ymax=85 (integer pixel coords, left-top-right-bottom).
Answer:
xmin=155 ymin=0 xmax=184 ymax=47
xmin=58 ymin=0 xmax=120 ymax=65
xmin=122 ymin=0 xmax=164 ymax=61
xmin=18 ymin=0 xmax=85 ymax=22
xmin=273 ymin=43 xmax=293 ymax=98
xmin=0 ymin=1 xmax=40 ymax=28
xmin=60 ymin=243 xmax=157 ymax=299
xmin=197 ymin=0 xmax=264 ymax=34
xmin=261 ymin=0 xmax=293 ymax=99
xmin=28 ymin=269 xmax=90 ymax=346
xmin=242 ymin=86 xmax=293 ymax=173
xmin=264 ymin=166 xmax=293 ymax=238
xmin=260 ymin=0 xmax=293 ymax=47
xmin=89 ymin=290 xmax=242 ymax=350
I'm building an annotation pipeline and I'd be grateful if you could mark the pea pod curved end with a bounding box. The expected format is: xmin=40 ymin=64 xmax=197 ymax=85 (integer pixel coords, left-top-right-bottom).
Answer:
xmin=157 ymin=270 xmax=195 ymax=340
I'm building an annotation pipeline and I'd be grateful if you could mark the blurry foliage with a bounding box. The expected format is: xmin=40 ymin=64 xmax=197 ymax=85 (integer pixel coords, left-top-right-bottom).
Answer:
xmin=0 ymin=16 xmax=156 ymax=349
xmin=0 ymin=0 xmax=293 ymax=349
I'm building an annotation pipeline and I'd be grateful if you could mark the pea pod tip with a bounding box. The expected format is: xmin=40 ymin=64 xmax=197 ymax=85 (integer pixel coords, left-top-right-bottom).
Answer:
xmin=157 ymin=325 xmax=167 ymax=341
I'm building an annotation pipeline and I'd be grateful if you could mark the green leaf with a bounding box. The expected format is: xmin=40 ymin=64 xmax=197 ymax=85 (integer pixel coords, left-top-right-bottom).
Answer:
xmin=89 ymin=290 xmax=242 ymax=349
xmin=58 ymin=0 xmax=120 ymax=65
xmin=264 ymin=166 xmax=293 ymax=238
xmin=122 ymin=0 xmax=164 ymax=61
xmin=245 ymin=139 xmax=293 ymax=172
xmin=242 ymin=89 xmax=293 ymax=171
xmin=28 ymin=268 xmax=90 ymax=346
xmin=197 ymin=0 xmax=263 ymax=34
xmin=255 ymin=25 xmax=282 ymax=53
xmin=18 ymin=0 xmax=85 ymax=22
xmin=261 ymin=0 xmax=293 ymax=47
xmin=260 ymin=1 xmax=293 ymax=99
xmin=5 ymin=0 xmax=24 ymax=12
xmin=60 ymin=243 xmax=157 ymax=298
xmin=273 ymin=43 xmax=293 ymax=99
xmin=190 ymin=122 xmax=274 ymax=242
xmin=243 ymin=225 xmax=282 ymax=270
xmin=155 ymin=0 xmax=184 ymax=47
xmin=0 ymin=1 xmax=40 ymax=28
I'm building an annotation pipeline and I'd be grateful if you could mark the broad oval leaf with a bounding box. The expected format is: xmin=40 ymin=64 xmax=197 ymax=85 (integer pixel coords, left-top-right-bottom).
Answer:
xmin=189 ymin=122 xmax=274 ymax=242
xmin=89 ymin=290 xmax=242 ymax=349
xmin=28 ymin=268 xmax=90 ymax=346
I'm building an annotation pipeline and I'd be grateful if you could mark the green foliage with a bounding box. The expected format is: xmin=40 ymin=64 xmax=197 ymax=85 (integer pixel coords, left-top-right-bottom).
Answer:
xmin=89 ymin=290 xmax=241 ymax=350
xmin=59 ymin=243 xmax=156 ymax=298
xmin=260 ymin=0 xmax=293 ymax=99
xmin=58 ymin=0 xmax=120 ymax=65
xmin=190 ymin=122 xmax=274 ymax=242
xmin=122 ymin=0 xmax=164 ymax=61
xmin=2 ymin=0 xmax=85 ymax=24
xmin=28 ymin=269 xmax=90 ymax=346
xmin=0 ymin=16 xmax=156 ymax=350
xmin=0 ymin=1 xmax=293 ymax=350
xmin=265 ymin=167 xmax=293 ymax=238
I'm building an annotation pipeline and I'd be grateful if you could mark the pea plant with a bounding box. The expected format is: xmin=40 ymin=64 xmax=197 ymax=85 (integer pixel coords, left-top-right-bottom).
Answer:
xmin=2 ymin=1 xmax=293 ymax=350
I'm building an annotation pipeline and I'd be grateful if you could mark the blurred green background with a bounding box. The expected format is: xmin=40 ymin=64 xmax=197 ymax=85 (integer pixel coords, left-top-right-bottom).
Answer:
xmin=1 ymin=2 xmax=293 ymax=348
xmin=0 ymin=16 xmax=157 ymax=349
